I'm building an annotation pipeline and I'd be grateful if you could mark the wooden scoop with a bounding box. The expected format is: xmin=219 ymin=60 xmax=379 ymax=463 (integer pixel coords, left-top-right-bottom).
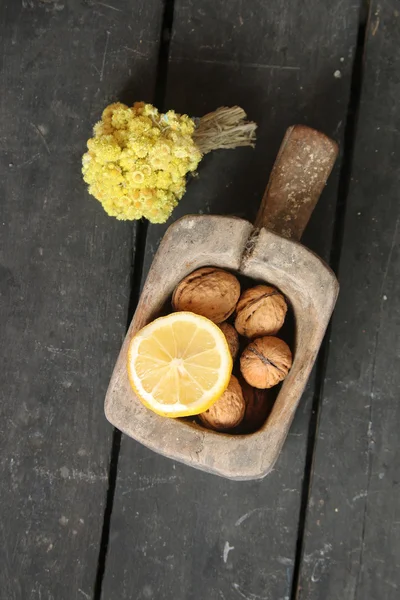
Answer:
xmin=105 ymin=125 xmax=339 ymax=480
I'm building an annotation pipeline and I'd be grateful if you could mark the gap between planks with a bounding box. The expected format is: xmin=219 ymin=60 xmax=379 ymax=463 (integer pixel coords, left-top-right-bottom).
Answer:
xmin=92 ymin=1 xmax=176 ymax=599
xmin=290 ymin=1 xmax=372 ymax=598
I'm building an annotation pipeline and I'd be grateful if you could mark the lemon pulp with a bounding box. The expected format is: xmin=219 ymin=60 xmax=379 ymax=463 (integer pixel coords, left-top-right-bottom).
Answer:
xmin=127 ymin=312 xmax=232 ymax=417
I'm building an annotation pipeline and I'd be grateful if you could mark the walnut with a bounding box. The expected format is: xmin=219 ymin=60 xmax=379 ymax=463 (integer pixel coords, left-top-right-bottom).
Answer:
xmin=240 ymin=378 xmax=273 ymax=432
xmin=172 ymin=267 xmax=240 ymax=324
xmin=199 ymin=375 xmax=245 ymax=431
xmin=240 ymin=336 xmax=292 ymax=389
xmin=219 ymin=322 xmax=239 ymax=361
xmin=235 ymin=285 xmax=287 ymax=338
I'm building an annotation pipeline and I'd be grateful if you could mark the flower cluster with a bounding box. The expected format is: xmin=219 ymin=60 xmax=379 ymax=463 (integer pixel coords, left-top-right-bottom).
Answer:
xmin=82 ymin=102 xmax=202 ymax=223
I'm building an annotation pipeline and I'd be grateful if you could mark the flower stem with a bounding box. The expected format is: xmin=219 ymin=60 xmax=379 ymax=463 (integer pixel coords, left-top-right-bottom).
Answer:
xmin=193 ymin=106 xmax=257 ymax=154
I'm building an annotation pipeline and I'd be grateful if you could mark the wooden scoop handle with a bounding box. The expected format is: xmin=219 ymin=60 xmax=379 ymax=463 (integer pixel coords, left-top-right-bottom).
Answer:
xmin=254 ymin=125 xmax=338 ymax=241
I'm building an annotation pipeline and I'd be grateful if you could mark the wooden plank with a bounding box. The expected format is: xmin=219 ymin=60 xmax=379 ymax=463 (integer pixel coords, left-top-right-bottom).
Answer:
xmin=102 ymin=1 xmax=363 ymax=598
xmin=297 ymin=2 xmax=400 ymax=599
xmin=0 ymin=2 xmax=163 ymax=599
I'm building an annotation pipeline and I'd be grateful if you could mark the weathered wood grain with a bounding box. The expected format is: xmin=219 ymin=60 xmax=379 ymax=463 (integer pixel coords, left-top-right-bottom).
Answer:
xmin=0 ymin=2 xmax=162 ymax=599
xmin=102 ymin=1 xmax=362 ymax=598
xmin=297 ymin=2 xmax=400 ymax=599
xmin=254 ymin=125 xmax=338 ymax=238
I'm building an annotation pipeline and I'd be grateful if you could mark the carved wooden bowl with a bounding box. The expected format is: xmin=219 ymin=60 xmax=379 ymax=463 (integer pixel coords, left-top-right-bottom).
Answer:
xmin=105 ymin=126 xmax=339 ymax=480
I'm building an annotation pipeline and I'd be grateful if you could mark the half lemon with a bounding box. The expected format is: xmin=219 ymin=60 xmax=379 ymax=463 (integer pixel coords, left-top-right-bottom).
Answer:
xmin=127 ymin=312 xmax=233 ymax=417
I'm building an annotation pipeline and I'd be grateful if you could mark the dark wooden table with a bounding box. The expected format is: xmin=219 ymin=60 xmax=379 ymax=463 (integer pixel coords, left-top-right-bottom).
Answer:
xmin=1 ymin=1 xmax=399 ymax=599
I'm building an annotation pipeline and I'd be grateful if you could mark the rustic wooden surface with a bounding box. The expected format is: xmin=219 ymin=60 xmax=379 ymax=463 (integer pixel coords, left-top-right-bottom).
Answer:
xmin=0 ymin=2 xmax=163 ymax=599
xmin=3 ymin=0 xmax=400 ymax=599
xmin=102 ymin=1 xmax=363 ymax=599
xmin=297 ymin=2 xmax=400 ymax=599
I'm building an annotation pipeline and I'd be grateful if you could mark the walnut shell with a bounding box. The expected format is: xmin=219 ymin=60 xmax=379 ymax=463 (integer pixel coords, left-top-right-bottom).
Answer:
xmin=172 ymin=267 xmax=240 ymax=324
xmin=219 ymin=322 xmax=239 ymax=361
xmin=240 ymin=378 xmax=273 ymax=432
xmin=199 ymin=375 xmax=245 ymax=431
xmin=235 ymin=285 xmax=287 ymax=338
xmin=240 ymin=336 xmax=292 ymax=389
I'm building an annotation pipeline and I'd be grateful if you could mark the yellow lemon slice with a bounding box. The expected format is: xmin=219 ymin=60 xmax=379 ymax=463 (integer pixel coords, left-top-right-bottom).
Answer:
xmin=127 ymin=312 xmax=233 ymax=417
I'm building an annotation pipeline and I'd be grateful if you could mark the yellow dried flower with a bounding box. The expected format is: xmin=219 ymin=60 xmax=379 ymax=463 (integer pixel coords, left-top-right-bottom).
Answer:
xmin=82 ymin=102 xmax=202 ymax=223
